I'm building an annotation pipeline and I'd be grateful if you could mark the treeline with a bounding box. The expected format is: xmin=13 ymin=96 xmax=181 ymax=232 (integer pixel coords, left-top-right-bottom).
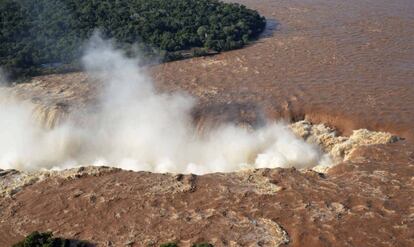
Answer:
xmin=0 ymin=0 xmax=266 ymax=78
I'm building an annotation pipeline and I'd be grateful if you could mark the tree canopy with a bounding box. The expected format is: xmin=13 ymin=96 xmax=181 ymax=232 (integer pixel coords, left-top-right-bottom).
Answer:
xmin=0 ymin=0 xmax=266 ymax=78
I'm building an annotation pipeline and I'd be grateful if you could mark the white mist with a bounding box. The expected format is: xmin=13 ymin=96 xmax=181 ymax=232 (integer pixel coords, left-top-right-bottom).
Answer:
xmin=0 ymin=35 xmax=329 ymax=174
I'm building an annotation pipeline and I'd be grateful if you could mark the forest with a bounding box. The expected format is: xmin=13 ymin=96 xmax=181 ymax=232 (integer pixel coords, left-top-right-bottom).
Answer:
xmin=0 ymin=0 xmax=266 ymax=78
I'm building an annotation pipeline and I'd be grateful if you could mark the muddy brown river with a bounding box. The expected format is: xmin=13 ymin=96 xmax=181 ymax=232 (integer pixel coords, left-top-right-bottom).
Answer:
xmin=1 ymin=0 xmax=413 ymax=246
xmin=153 ymin=0 xmax=414 ymax=139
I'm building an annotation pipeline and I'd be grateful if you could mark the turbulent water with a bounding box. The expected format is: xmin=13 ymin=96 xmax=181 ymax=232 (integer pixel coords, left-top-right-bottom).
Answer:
xmin=2 ymin=0 xmax=412 ymax=174
xmin=0 ymin=35 xmax=331 ymax=174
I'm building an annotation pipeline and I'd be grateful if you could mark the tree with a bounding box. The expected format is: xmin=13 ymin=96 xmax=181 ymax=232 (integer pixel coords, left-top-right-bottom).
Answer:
xmin=0 ymin=0 xmax=266 ymax=79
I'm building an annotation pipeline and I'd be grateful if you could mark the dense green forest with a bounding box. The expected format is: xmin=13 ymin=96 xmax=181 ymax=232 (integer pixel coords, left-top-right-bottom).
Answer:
xmin=0 ymin=0 xmax=266 ymax=78
xmin=12 ymin=231 xmax=91 ymax=247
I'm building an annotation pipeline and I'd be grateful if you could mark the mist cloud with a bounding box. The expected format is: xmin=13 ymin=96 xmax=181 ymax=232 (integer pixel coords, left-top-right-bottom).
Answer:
xmin=0 ymin=35 xmax=330 ymax=174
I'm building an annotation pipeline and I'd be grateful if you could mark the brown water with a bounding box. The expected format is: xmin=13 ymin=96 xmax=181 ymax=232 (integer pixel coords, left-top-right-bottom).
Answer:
xmin=153 ymin=0 xmax=414 ymax=139
xmin=1 ymin=1 xmax=414 ymax=246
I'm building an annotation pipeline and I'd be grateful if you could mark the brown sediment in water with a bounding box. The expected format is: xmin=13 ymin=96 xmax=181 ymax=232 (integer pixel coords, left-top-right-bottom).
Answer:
xmin=0 ymin=120 xmax=398 ymax=198
xmin=0 ymin=0 xmax=414 ymax=246
xmin=4 ymin=0 xmax=414 ymax=139
xmin=0 ymin=141 xmax=413 ymax=247
xmin=152 ymin=0 xmax=414 ymax=140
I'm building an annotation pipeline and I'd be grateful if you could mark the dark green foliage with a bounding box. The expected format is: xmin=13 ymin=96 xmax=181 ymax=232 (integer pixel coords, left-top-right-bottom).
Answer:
xmin=0 ymin=0 xmax=266 ymax=78
xmin=12 ymin=231 xmax=57 ymax=247
xmin=159 ymin=243 xmax=178 ymax=247
xmin=12 ymin=231 xmax=91 ymax=247
xmin=192 ymin=243 xmax=214 ymax=247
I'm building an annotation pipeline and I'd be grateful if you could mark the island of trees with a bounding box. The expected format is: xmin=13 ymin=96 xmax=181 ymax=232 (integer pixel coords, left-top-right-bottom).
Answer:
xmin=0 ymin=0 xmax=266 ymax=78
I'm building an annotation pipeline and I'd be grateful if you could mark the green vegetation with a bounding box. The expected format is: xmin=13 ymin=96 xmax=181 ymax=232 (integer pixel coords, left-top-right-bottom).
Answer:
xmin=193 ymin=243 xmax=214 ymax=247
xmin=13 ymin=233 xmax=214 ymax=247
xmin=159 ymin=243 xmax=178 ymax=247
xmin=12 ymin=231 xmax=90 ymax=247
xmin=0 ymin=0 xmax=266 ymax=78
